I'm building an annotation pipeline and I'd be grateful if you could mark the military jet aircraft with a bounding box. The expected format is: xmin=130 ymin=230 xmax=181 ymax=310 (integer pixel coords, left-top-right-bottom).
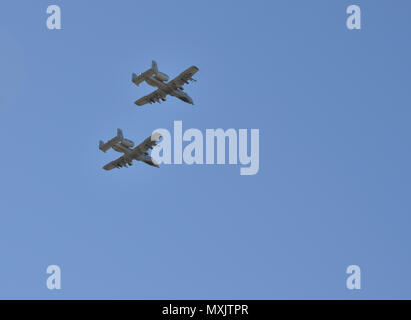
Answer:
xmin=99 ymin=129 xmax=161 ymax=170
xmin=132 ymin=60 xmax=199 ymax=106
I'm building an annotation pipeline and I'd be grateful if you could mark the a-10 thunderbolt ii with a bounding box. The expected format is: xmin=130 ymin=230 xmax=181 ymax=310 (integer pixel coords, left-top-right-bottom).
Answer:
xmin=132 ymin=60 xmax=199 ymax=106
xmin=99 ymin=129 xmax=162 ymax=170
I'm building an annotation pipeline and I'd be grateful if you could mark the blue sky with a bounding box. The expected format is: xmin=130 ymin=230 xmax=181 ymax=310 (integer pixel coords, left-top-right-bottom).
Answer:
xmin=0 ymin=0 xmax=410 ymax=299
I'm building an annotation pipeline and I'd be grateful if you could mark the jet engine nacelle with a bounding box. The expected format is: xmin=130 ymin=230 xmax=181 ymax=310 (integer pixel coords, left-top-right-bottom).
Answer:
xmin=121 ymin=139 xmax=134 ymax=148
xmin=155 ymin=72 xmax=169 ymax=82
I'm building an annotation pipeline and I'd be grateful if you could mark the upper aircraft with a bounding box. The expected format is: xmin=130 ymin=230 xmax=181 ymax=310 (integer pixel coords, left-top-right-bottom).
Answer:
xmin=99 ymin=129 xmax=162 ymax=170
xmin=132 ymin=61 xmax=199 ymax=106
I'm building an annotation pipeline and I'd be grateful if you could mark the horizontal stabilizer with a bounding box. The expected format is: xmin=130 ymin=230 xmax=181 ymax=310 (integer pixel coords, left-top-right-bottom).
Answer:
xmin=132 ymin=72 xmax=145 ymax=86
xmin=132 ymin=61 xmax=158 ymax=86
xmin=99 ymin=128 xmax=123 ymax=152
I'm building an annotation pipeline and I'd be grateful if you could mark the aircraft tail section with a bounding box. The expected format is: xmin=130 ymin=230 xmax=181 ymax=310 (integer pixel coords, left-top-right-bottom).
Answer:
xmin=132 ymin=60 xmax=159 ymax=86
xmin=132 ymin=72 xmax=146 ymax=86
xmin=117 ymin=128 xmax=123 ymax=140
xmin=99 ymin=128 xmax=123 ymax=152
xmin=152 ymin=60 xmax=158 ymax=74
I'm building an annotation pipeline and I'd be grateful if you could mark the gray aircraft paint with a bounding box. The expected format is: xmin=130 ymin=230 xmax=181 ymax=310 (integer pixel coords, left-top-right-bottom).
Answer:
xmin=99 ymin=129 xmax=162 ymax=170
xmin=132 ymin=60 xmax=198 ymax=106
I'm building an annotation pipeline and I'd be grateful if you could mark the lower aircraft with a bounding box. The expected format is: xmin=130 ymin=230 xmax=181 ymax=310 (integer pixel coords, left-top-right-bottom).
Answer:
xmin=99 ymin=129 xmax=161 ymax=170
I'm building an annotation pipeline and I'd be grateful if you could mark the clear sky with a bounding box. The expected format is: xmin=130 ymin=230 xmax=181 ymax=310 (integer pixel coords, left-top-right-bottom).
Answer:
xmin=0 ymin=0 xmax=410 ymax=299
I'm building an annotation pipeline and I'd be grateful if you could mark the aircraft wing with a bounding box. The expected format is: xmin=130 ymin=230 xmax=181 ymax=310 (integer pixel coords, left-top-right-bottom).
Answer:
xmin=168 ymin=66 xmax=199 ymax=90
xmin=103 ymin=155 xmax=127 ymax=170
xmin=129 ymin=132 xmax=162 ymax=157
xmin=140 ymin=157 xmax=159 ymax=168
xmin=134 ymin=89 xmax=167 ymax=106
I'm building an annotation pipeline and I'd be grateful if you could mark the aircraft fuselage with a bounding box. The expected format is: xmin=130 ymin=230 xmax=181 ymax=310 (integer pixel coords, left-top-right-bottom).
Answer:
xmin=145 ymin=76 xmax=194 ymax=105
